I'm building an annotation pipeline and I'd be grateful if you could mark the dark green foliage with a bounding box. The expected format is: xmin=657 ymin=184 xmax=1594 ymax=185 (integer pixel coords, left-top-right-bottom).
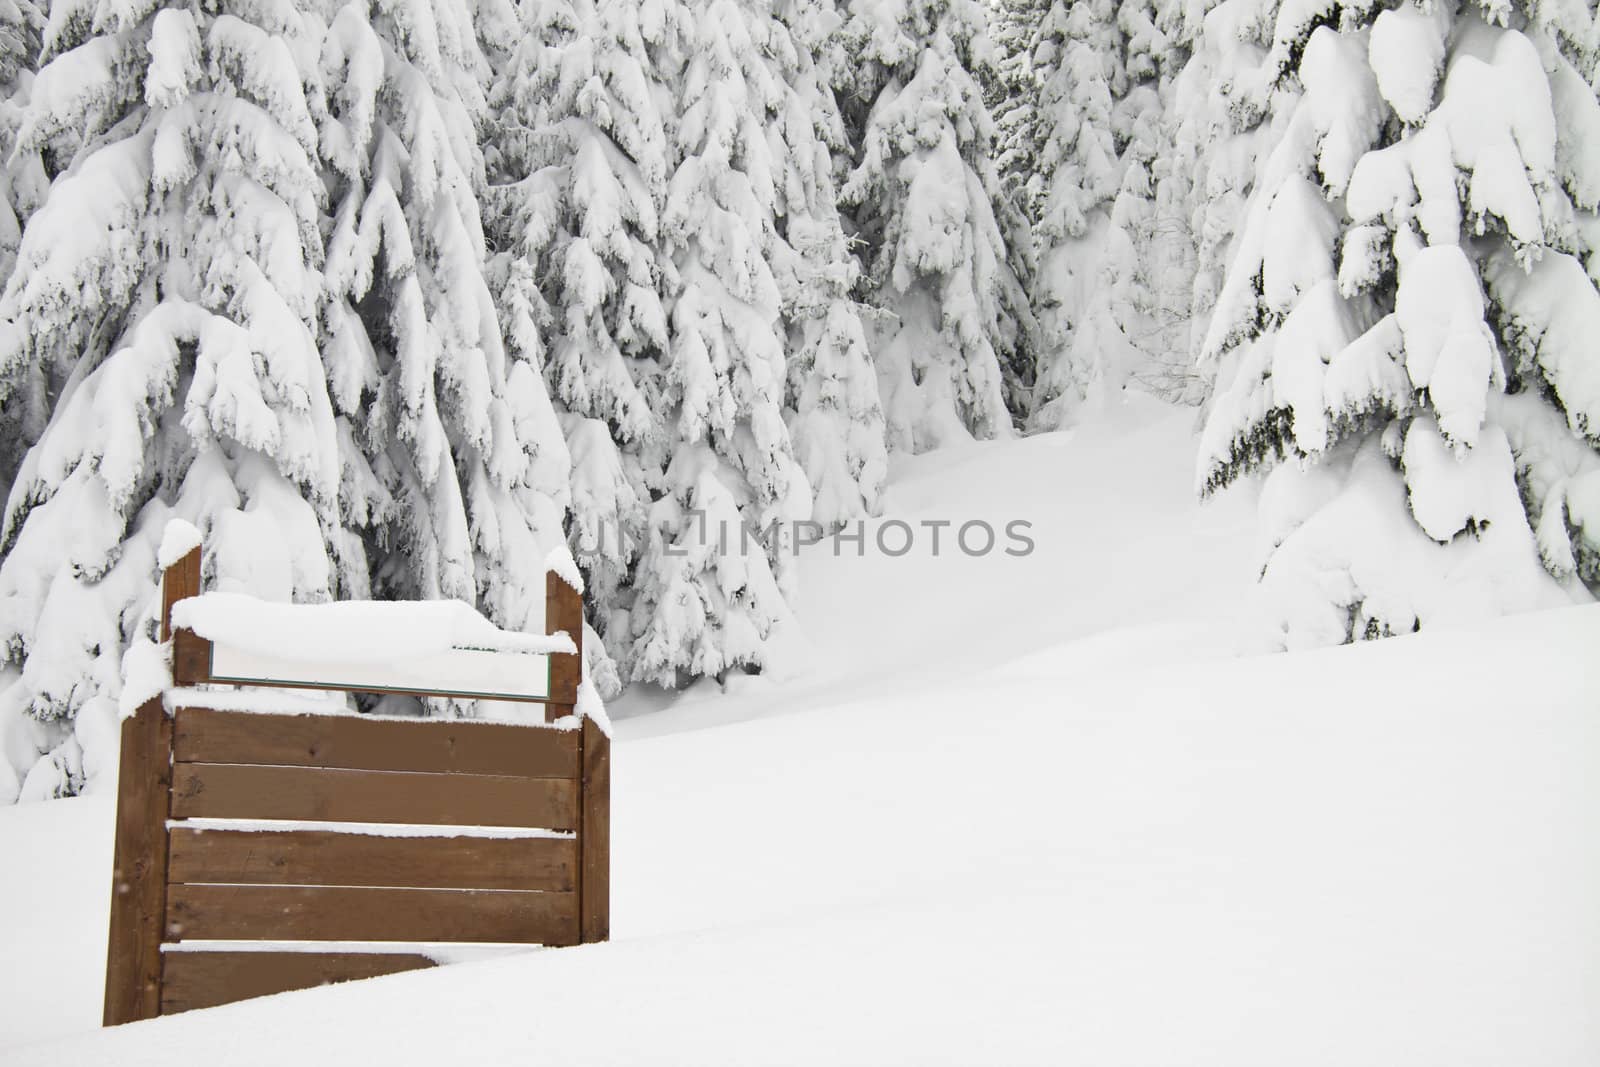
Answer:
xmin=1201 ymin=406 xmax=1298 ymax=495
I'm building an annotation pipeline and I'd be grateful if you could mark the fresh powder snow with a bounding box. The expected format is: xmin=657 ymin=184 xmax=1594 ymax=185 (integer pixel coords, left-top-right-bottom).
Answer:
xmin=0 ymin=0 xmax=1595 ymax=1061
xmin=0 ymin=408 xmax=1594 ymax=1063
xmin=170 ymin=593 xmax=577 ymax=662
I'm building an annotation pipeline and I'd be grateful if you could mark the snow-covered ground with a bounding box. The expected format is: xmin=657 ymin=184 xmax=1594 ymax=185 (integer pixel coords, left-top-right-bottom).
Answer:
xmin=613 ymin=397 xmax=1262 ymax=734
xmin=3 ymin=401 xmax=1596 ymax=1064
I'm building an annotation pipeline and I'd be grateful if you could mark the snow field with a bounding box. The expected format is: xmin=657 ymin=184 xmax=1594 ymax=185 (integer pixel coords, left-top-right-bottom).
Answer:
xmin=2 ymin=407 xmax=1594 ymax=1064
xmin=3 ymin=601 xmax=1595 ymax=1064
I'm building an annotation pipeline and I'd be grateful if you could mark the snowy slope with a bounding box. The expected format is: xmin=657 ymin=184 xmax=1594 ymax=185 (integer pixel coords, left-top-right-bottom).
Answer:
xmin=3 ymin=402 xmax=1596 ymax=1065
xmin=614 ymin=397 xmax=1262 ymax=734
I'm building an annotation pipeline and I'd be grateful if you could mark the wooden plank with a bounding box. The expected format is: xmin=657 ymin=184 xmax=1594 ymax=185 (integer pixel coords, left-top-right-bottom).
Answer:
xmin=169 ymin=829 xmax=576 ymax=892
xmin=103 ymin=699 xmax=174 ymax=1026
xmin=172 ymin=630 xmax=213 ymax=688
xmin=164 ymin=544 xmax=213 ymax=687
xmin=173 ymin=707 xmax=580 ymax=778
xmin=161 ymin=546 xmax=201 ymax=642
xmin=170 ymin=763 xmax=579 ymax=830
xmin=580 ymin=719 xmax=610 ymax=943
xmin=545 ymin=570 xmax=583 ymax=722
xmin=161 ymin=951 xmax=435 ymax=1014
xmin=165 ymin=884 xmax=579 ymax=944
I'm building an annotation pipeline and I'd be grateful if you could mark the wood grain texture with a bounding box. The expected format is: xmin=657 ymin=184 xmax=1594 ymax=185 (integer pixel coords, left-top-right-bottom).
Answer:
xmin=173 ymin=707 xmax=580 ymax=778
xmin=170 ymin=763 xmax=579 ymax=830
xmin=171 ymin=630 xmax=213 ymax=687
xmin=165 ymin=884 xmax=579 ymax=944
xmin=164 ymin=546 xmax=213 ymax=687
xmin=580 ymin=719 xmax=610 ymax=943
xmin=103 ymin=699 xmax=174 ymax=1026
xmin=545 ymin=570 xmax=583 ymax=720
xmin=160 ymin=546 xmax=200 ymax=643
xmin=108 ymin=548 xmax=607 ymax=1020
xmin=160 ymin=952 xmax=435 ymax=1014
xmin=168 ymin=829 xmax=576 ymax=892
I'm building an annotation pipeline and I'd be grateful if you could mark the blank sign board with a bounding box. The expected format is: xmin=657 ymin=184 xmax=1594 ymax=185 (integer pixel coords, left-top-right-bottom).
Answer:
xmin=208 ymin=643 xmax=553 ymax=702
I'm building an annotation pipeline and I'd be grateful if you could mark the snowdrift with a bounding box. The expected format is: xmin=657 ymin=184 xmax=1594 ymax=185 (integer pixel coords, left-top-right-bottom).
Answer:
xmin=2 ymin=407 xmax=1593 ymax=1064
xmin=3 ymin=600 xmax=1595 ymax=1065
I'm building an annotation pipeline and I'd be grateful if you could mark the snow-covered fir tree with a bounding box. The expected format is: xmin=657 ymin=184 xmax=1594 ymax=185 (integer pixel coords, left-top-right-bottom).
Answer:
xmin=1100 ymin=0 xmax=1193 ymax=401
xmin=5 ymin=0 xmax=1594 ymax=804
xmin=987 ymin=0 xmax=1051 ymax=224
xmin=1150 ymin=0 xmax=1279 ymax=401
xmin=494 ymin=0 xmax=882 ymax=688
xmin=318 ymin=0 xmax=577 ymax=693
xmin=0 ymin=0 xmax=43 ymax=490
xmin=977 ymin=0 xmax=1044 ymax=417
xmin=833 ymin=0 xmax=1036 ymax=451
xmin=487 ymin=0 xmax=687 ymax=691
xmin=630 ymin=0 xmax=829 ymax=686
xmin=0 ymin=0 xmax=343 ymax=799
xmin=0 ymin=0 xmax=38 ymax=273
xmin=1027 ymin=0 xmax=1181 ymax=425
xmin=1027 ymin=0 xmax=1122 ymax=429
xmin=1198 ymin=0 xmax=1600 ymax=645
xmin=771 ymin=0 xmax=888 ymax=529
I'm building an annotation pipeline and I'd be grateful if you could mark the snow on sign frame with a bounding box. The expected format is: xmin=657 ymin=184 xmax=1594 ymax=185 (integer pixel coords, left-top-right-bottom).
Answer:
xmin=195 ymin=614 xmax=556 ymax=703
xmin=103 ymin=533 xmax=609 ymax=1026
xmin=204 ymin=640 xmax=554 ymax=702
xmin=168 ymin=582 xmax=576 ymax=703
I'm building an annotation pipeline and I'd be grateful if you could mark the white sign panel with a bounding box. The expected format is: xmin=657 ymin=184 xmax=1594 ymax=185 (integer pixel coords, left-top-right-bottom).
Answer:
xmin=207 ymin=642 xmax=553 ymax=702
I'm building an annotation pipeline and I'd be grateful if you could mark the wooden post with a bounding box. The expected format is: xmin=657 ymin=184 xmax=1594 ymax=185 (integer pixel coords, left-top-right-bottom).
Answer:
xmin=544 ymin=569 xmax=582 ymax=724
xmin=543 ymin=567 xmax=605 ymax=942
xmin=580 ymin=718 xmax=610 ymax=943
xmin=164 ymin=546 xmax=208 ymax=685
xmin=105 ymin=547 xmax=199 ymax=1024
xmin=103 ymin=698 xmax=174 ymax=1025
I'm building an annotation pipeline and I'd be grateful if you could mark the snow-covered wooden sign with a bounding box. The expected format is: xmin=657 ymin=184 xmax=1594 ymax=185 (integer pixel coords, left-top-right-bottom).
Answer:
xmin=172 ymin=594 xmax=575 ymax=703
xmin=103 ymin=525 xmax=607 ymax=1027
xmin=155 ymin=523 xmax=584 ymax=707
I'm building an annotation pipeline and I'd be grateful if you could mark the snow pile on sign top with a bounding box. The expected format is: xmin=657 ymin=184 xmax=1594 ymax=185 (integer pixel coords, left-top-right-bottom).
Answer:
xmin=170 ymin=594 xmax=576 ymax=663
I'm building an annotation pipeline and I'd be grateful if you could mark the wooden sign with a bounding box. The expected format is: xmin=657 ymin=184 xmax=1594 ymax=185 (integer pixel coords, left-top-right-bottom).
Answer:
xmin=168 ymin=577 xmax=578 ymax=706
xmin=102 ymin=539 xmax=608 ymax=1026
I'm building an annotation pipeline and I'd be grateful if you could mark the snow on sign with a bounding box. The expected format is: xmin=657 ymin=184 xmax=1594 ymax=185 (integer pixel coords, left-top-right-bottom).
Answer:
xmin=174 ymin=594 xmax=574 ymax=702
xmin=103 ymin=526 xmax=608 ymax=1026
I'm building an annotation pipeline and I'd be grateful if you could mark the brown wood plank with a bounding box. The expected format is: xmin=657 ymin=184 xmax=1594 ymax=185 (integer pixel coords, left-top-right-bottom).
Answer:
xmin=170 ymin=763 xmax=578 ymax=830
xmin=160 ymin=951 xmax=435 ymax=1014
xmin=164 ymin=544 xmax=213 ymax=688
xmin=545 ymin=570 xmax=583 ymax=721
xmin=580 ymin=719 xmax=610 ymax=943
xmin=172 ymin=630 xmax=213 ymax=687
xmin=173 ymin=707 xmax=580 ymax=778
xmin=161 ymin=545 xmax=200 ymax=642
xmin=165 ymin=884 xmax=579 ymax=944
xmin=169 ymin=829 xmax=575 ymax=892
xmin=103 ymin=699 xmax=175 ymax=1026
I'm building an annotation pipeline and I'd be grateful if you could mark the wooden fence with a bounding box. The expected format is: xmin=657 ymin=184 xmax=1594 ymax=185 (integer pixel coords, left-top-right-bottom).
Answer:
xmin=104 ymin=543 xmax=608 ymax=1024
